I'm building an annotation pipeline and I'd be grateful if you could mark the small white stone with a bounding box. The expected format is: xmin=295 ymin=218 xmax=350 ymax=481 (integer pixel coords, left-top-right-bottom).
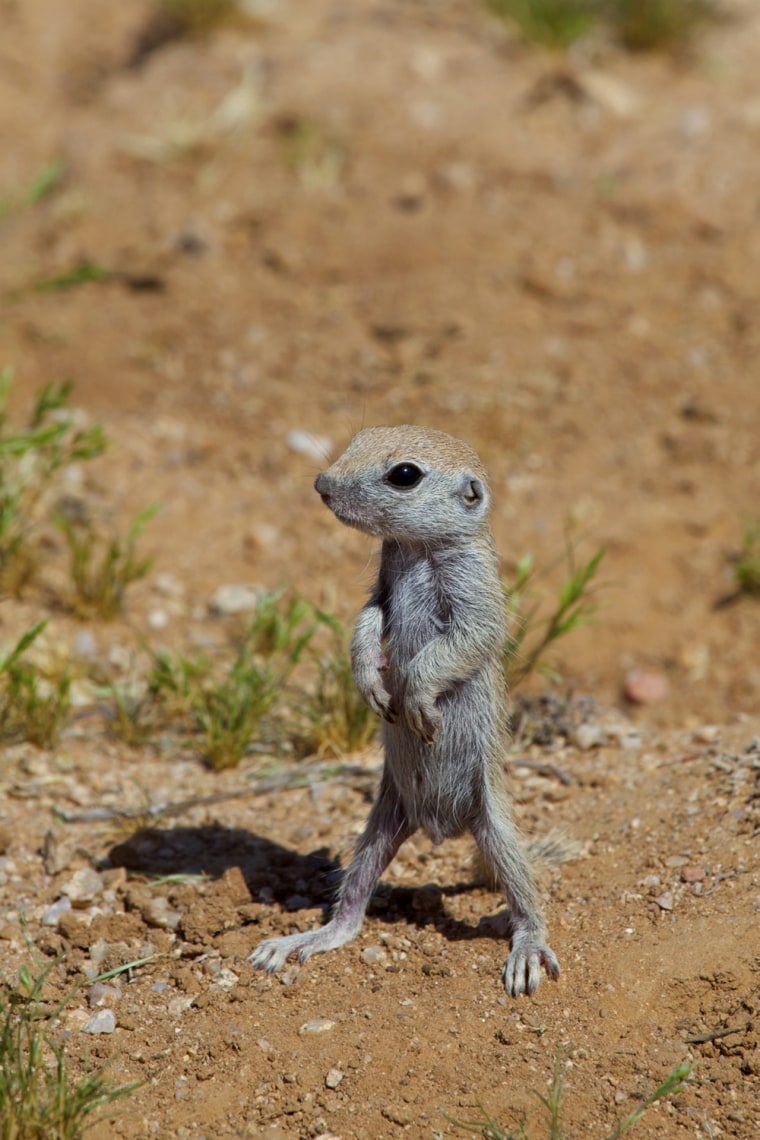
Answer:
xmin=154 ymin=572 xmax=184 ymax=597
xmin=142 ymin=897 xmax=182 ymax=930
xmin=571 ymin=723 xmax=605 ymax=751
xmin=298 ymin=1017 xmax=336 ymax=1036
xmin=147 ymin=608 xmax=169 ymax=631
xmin=61 ymin=868 xmax=103 ymax=908
xmin=41 ymin=897 xmax=72 ymax=927
xmin=168 ymin=996 xmax=196 ymax=1016
xmin=87 ymin=982 xmax=122 ymax=1008
xmin=82 ymin=1008 xmax=116 ymax=1034
xmin=74 ymin=630 xmax=97 ymax=660
xmin=360 ymin=945 xmax=387 ymax=967
xmin=212 ymin=967 xmax=239 ymax=991
xmin=209 ymin=583 xmax=260 ymax=616
xmin=325 ymin=1068 xmax=344 ymax=1089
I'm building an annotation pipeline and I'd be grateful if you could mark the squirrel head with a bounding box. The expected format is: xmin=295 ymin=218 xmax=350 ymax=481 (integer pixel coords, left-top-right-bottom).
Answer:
xmin=314 ymin=425 xmax=492 ymax=545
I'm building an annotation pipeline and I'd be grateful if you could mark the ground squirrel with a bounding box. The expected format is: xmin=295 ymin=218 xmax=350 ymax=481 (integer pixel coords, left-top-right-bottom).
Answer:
xmin=250 ymin=425 xmax=560 ymax=997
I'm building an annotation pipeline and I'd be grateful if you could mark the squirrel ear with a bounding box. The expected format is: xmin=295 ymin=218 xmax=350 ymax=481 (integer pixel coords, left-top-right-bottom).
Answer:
xmin=460 ymin=474 xmax=487 ymax=508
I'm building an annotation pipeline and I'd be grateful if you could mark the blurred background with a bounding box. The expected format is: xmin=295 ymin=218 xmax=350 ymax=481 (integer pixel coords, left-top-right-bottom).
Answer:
xmin=1 ymin=0 xmax=759 ymax=727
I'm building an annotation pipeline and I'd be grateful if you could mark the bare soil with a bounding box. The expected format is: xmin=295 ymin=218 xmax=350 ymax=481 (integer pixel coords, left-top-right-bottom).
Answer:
xmin=0 ymin=2 xmax=759 ymax=1137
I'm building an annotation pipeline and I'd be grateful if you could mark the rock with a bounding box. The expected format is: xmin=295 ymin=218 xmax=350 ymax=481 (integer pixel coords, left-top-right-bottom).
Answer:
xmin=360 ymin=945 xmax=388 ymax=967
xmin=298 ymin=1017 xmax=336 ymax=1035
xmin=168 ymin=996 xmax=196 ymax=1016
xmin=41 ymin=896 xmax=72 ymax=927
xmin=142 ymin=896 xmax=182 ymax=930
xmin=74 ymin=630 xmax=97 ymax=660
xmin=325 ymin=1068 xmax=344 ymax=1089
xmin=570 ymin=723 xmax=605 ymax=750
xmin=209 ymin=583 xmax=260 ymax=616
xmin=655 ymin=892 xmax=674 ymax=911
xmin=147 ymin=608 xmax=169 ymax=631
xmin=681 ymin=866 xmax=706 ymax=883
xmin=624 ymin=669 xmax=669 ymax=706
xmin=87 ymin=982 xmax=122 ymax=1008
xmin=43 ymin=830 xmax=77 ymax=875
xmin=287 ymin=430 xmax=332 ymax=463
xmin=154 ymin=572 xmax=184 ymax=597
xmin=61 ymin=868 xmax=104 ymax=907
xmin=82 ymin=1008 xmax=117 ymax=1034
xmin=211 ymin=967 xmax=239 ymax=991
xmin=579 ymin=71 xmax=641 ymax=118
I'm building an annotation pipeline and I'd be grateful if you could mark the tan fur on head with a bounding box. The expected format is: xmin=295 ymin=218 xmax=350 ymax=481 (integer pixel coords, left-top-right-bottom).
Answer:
xmin=329 ymin=424 xmax=490 ymax=485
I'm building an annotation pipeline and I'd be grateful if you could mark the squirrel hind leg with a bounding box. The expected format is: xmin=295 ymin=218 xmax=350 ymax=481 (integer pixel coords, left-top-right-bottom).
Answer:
xmin=471 ymin=799 xmax=561 ymax=998
xmin=250 ymin=779 xmax=412 ymax=974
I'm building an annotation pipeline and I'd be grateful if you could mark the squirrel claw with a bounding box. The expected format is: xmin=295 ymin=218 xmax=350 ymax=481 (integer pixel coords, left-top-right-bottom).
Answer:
xmin=407 ymin=701 xmax=442 ymax=743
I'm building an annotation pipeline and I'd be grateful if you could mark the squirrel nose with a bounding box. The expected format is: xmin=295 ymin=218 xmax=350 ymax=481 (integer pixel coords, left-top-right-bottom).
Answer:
xmin=314 ymin=473 xmax=331 ymax=502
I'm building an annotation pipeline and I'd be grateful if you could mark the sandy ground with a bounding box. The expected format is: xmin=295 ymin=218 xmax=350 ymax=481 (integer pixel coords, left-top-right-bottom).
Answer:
xmin=0 ymin=1 xmax=759 ymax=1137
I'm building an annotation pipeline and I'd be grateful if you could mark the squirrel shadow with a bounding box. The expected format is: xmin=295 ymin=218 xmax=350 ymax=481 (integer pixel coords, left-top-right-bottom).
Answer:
xmin=108 ymin=823 xmax=504 ymax=944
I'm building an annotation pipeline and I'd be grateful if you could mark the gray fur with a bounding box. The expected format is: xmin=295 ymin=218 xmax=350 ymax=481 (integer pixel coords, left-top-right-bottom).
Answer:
xmin=249 ymin=425 xmax=560 ymax=997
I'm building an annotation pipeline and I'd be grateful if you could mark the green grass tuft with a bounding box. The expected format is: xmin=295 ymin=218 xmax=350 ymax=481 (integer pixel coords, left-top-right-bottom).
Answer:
xmin=503 ymin=543 xmax=606 ymax=688
xmin=56 ymin=504 xmax=158 ymax=620
xmin=447 ymin=1049 xmax=694 ymax=1138
xmin=489 ymin=0 xmax=718 ymax=52
xmin=0 ymin=623 xmax=71 ymax=749
xmin=0 ymin=960 xmax=141 ymax=1139
xmin=0 ymin=370 xmax=106 ymax=594
xmin=734 ymin=517 xmax=760 ymax=598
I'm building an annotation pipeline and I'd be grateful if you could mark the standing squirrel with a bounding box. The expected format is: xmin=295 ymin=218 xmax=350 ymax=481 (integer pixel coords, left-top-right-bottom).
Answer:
xmin=251 ymin=425 xmax=560 ymax=997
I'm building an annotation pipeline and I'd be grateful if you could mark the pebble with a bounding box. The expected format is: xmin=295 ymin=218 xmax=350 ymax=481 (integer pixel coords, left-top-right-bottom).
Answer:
xmin=87 ymin=982 xmax=122 ymax=1008
xmin=360 ymin=945 xmax=388 ymax=967
xmin=287 ymin=430 xmax=332 ymax=463
xmin=168 ymin=996 xmax=196 ymax=1016
xmin=61 ymin=868 xmax=104 ymax=907
xmin=82 ymin=1008 xmax=117 ymax=1034
xmin=571 ymin=723 xmax=606 ymax=751
xmin=655 ymin=892 xmax=674 ymax=911
xmin=211 ymin=967 xmax=239 ymax=991
xmin=88 ymin=938 xmax=109 ymax=966
xmin=209 ymin=583 xmax=260 ymax=615
xmin=624 ymin=669 xmax=669 ymax=706
xmin=154 ymin=572 xmax=184 ymax=597
xmin=147 ymin=608 xmax=169 ymax=631
xmin=579 ymin=71 xmax=641 ymax=118
xmin=142 ymin=896 xmax=182 ymax=930
xmin=298 ymin=1018 xmax=336 ymax=1035
xmin=693 ymin=725 xmax=719 ymax=745
xmin=41 ymin=896 xmax=72 ymax=927
xmin=681 ymin=866 xmax=706 ymax=883
xmin=325 ymin=1068 xmax=344 ymax=1090
xmin=74 ymin=630 xmax=97 ymax=660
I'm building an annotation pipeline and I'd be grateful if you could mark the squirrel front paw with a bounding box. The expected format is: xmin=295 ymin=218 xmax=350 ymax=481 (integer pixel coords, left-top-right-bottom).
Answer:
xmin=405 ymin=694 xmax=442 ymax=743
xmin=354 ymin=666 xmax=396 ymax=722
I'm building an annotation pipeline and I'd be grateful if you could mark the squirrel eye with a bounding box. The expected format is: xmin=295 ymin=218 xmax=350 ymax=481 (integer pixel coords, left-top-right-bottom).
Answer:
xmin=385 ymin=462 xmax=424 ymax=489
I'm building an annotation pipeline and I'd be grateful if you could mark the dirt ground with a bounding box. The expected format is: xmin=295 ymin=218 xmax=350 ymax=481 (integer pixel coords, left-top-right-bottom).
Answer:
xmin=0 ymin=1 xmax=759 ymax=1137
